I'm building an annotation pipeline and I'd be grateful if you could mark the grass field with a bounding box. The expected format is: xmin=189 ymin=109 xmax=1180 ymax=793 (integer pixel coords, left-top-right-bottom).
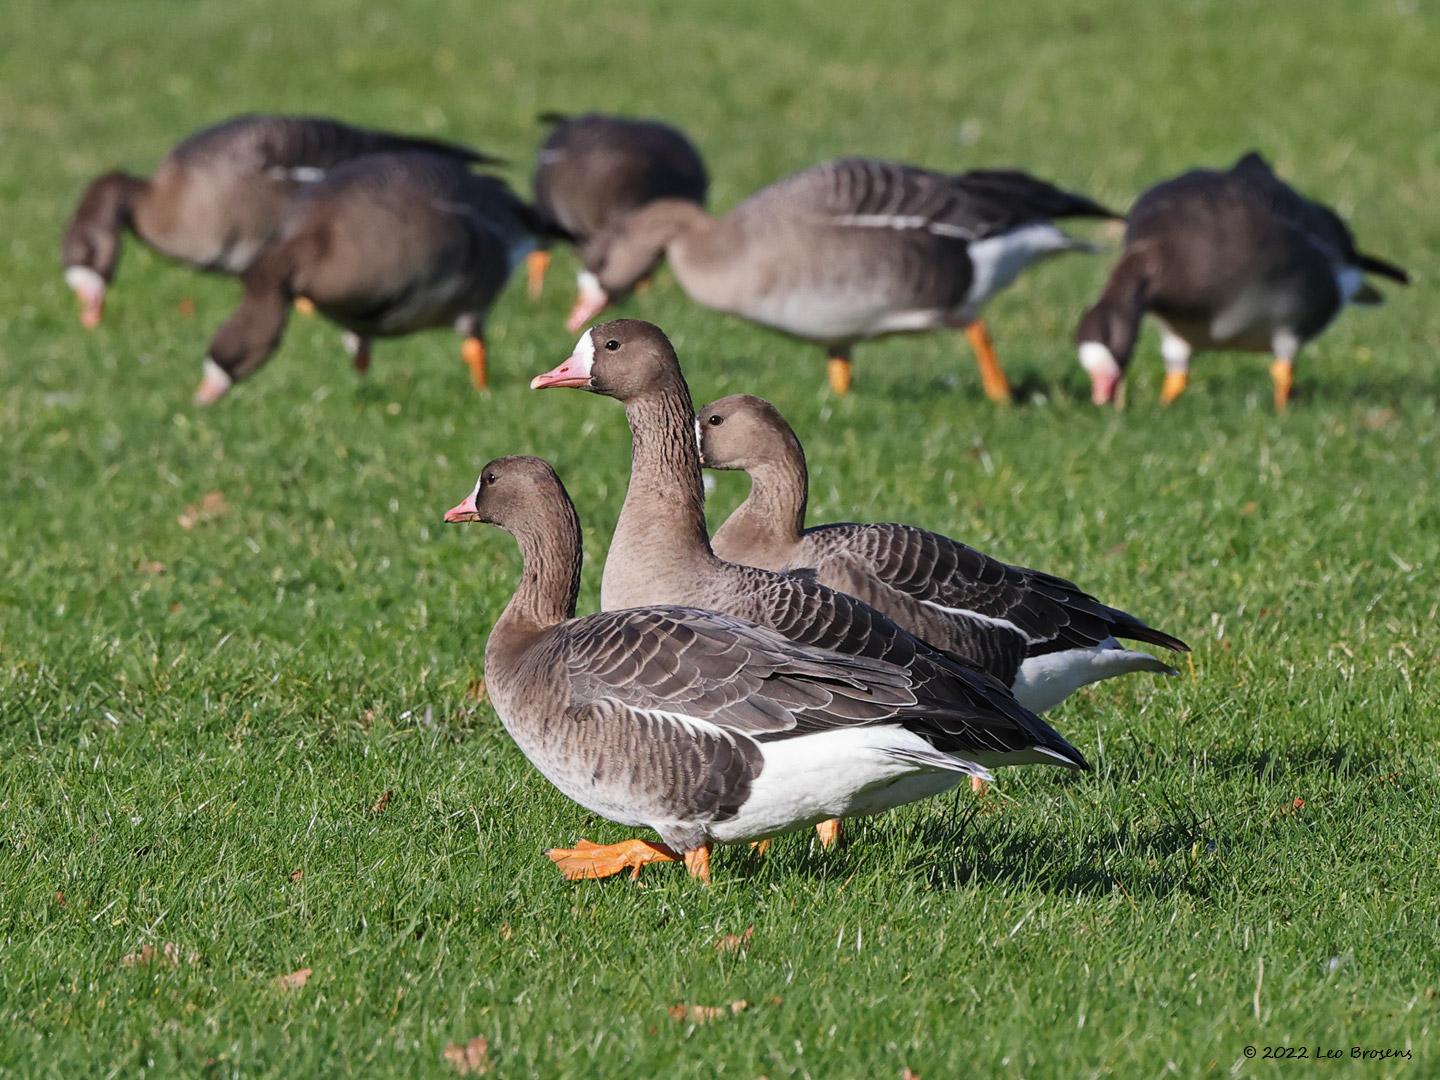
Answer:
xmin=3 ymin=0 xmax=1439 ymax=1075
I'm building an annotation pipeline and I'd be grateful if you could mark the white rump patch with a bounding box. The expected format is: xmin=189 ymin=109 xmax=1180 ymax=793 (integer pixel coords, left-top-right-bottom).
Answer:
xmin=965 ymin=223 xmax=1076 ymax=307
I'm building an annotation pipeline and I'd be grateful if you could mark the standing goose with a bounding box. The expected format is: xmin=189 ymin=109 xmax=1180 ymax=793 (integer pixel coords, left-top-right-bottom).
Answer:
xmin=196 ymin=152 xmax=537 ymax=404
xmin=697 ymin=394 xmax=1189 ymax=714
xmin=530 ymin=320 xmax=1085 ymax=843
xmin=444 ymin=455 xmax=1086 ymax=882
xmin=566 ymin=158 xmax=1118 ymax=402
xmin=61 ymin=113 xmax=497 ymax=328
xmin=527 ymin=112 xmax=708 ymax=307
xmin=1077 ymin=152 xmax=1409 ymax=410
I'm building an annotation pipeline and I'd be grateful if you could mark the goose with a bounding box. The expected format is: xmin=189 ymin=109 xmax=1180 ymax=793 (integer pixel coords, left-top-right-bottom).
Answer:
xmin=1077 ymin=152 xmax=1409 ymax=410
xmin=530 ymin=319 xmax=1086 ymax=841
xmin=196 ymin=152 xmax=538 ymax=405
xmin=527 ymin=112 xmax=707 ymax=307
xmin=443 ymin=455 xmax=1086 ymax=882
xmin=61 ymin=113 xmax=497 ymax=329
xmin=696 ymin=393 xmax=1190 ymax=715
xmin=566 ymin=158 xmax=1117 ymax=401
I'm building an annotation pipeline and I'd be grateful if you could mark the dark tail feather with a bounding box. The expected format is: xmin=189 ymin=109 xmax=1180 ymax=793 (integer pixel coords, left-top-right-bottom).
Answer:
xmin=958 ymin=169 xmax=1122 ymax=221
xmin=1356 ymin=252 xmax=1409 ymax=285
xmin=366 ymin=130 xmax=506 ymax=168
xmin=1108 ymin=616 xmax=1190 ymax=654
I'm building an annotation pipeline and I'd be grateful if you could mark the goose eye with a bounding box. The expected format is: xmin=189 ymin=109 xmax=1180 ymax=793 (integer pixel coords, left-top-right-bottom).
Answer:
xmin=484 ymin=472 xmax=498 ymax=485
xmin=707 ymin=414 xmax=724 ymax=426
xmin=604 ymin=339 xmax=620 ymax=351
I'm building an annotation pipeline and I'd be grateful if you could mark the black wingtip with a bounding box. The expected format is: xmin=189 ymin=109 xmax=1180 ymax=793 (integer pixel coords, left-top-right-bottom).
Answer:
xmin=1356 ymin=252 xmax=1410 ymax=285
xmin=1115 ymin=623 xmax=1191 ymax=654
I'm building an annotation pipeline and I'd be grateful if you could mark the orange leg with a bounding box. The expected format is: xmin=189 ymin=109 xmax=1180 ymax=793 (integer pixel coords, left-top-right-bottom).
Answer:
xmin=964 ymin=320 xmax=1013 ymax=404
xmin=462 ymin=336 xmax=488 ymax=391
xmin=294 ymin=296 xmax=316 ymax=317
xmin=815 ymin=818 xmax=844 ymax=848
xmin=1270 ymin=358 xmax=1294 ymax=412
xmin=970 ymin=776 xmax=988 ymax=795
xmin=526 ymin=250 xmax=551 ymax=300
xmin=827 ymin=352 xmax=853 ymax=396
xmin=684 ymin=843 xmax=711 ymax=884
xmin=546 ymin=838 xmax=678 ymax=881
xmin=1160 ymin=370 xmax=1189 ymax=406
xmin=749 ymin=838 xmax=772 ymax=855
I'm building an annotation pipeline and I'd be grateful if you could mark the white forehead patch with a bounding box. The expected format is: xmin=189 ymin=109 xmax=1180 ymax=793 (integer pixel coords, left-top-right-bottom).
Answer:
xmin=576 ymin=269 xmax=602 ymax=293
xmin=65 ymin=265 xmax=106 ymax=296
xmin=569 ymin=329 xmax=597 ymax=376
xmin=1078 ymin=341 xmax=1120 ymax=379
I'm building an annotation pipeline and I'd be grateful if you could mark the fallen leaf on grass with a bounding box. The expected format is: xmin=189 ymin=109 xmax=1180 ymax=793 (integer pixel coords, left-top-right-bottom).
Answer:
xmin=123 ymin=941 xmax=198 ymax=967
xmin=667 ymin=1000 xmax=748 ymax=1023
xmin=1240 ymin=501 xmax=1259 ymax=517
xmin=442 ymin=1036 xmax=490 ymax=1076
xmin=53 ymin=891 xmax=66 ymax=906
xmin=1362 ymin=407 xmax=1398 ymax=431
xmin=903 ymin=1069 xmax=921 ymax=1080
xmin=370 ymin=789 xmax=394 ymax=815
xmin=274 ymin=967 xmax=312 ymax=991
xmin=177 ymin=297 xmax=197 ymax=317
xmin=466 ymin=678 xmax=488 ymax=703
xmin=714 ymin=926 xmax=754 ymax=953
xmin=135 ymin=560 xmax=167 ymax=576
xmin=178 ymin=491 xmax=228 ymax=530
xmin=289 ymin=869 xmax=304 ymax=883
xmin=499 ymin=922 xmax=512 ymax=941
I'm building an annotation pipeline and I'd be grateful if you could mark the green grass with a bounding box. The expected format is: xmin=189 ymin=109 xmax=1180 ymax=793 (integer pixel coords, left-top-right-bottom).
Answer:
xmin=3 ymin=0 xmax=1439 ymax=1075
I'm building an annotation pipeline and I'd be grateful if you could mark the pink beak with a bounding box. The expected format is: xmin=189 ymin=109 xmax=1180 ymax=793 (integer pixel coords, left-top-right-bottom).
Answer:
xmin=444 ymin=493 xmax=480 ymax=523
xmin=530 ymin=355 xmax=592 ymax=390
xmin=565 ymin=283 xmax=610 ymax=335
xmin=1089 ymin=370 xmax=1121 ymax=406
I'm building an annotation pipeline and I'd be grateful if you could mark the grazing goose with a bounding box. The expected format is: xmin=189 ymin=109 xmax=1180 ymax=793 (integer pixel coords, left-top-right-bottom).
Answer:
xmin=196 ymin=152 xmax=537 ymax=404
xmin=531 ymin=320 xmax=1085 ymax=840
xmin=61 ymin=113 xmax=496 ymax=328
xmin=444 ymin=455 xmax=1085 ymax=882
xmin=528 ymin=112 xmax=708 ymax=306
xmin=1077 ymin=152 xmax=1409 ymax=410
xmin=697 ymin=394 xmax=1190 ymax=714
xmin=566 ymin=158 xmax=1117 ymax=401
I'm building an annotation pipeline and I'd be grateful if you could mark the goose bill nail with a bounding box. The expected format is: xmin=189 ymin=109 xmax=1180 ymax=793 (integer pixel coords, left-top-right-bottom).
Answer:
xmin=530 ymin=356 xmax=592 ymax=390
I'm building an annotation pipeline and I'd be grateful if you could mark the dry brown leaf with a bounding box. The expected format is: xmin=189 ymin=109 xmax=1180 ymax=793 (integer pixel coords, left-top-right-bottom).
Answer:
xmin=902 ymin=1069 xmax=921 ymax=1080
xmin=667 ymin=1000 xmax=748 ymax=1023
xmin=168 ymin=602 xmax=184 ymax=615
xmin=443 ymin=1036 xmax=491 ymax=1076
xmin=1362 ymin=407 xmax=1398 ymax=431
xmin=370 ymin=789 xmax=394 ymax=815
xmin=135 ymin=560 xmax=167 ymax=576
xmin=53 ymin=891 xmax=66 ymax=906
xmin=1239 ymin=501 xmax=1259 ymax=516
xmin=714 ymin=926 xmax=754 ymax=953
xmin=289 ymin=869 xmax=304 ymax=883
xmin=499 ymin=922 xmax=513 ymax=941
xmin=123 ymin=941 xmax=197 ymax=967
xmin=178 ymin=490 xmax=229 ymax=530
xmin=466 ymin=678 xmax=488 ymax=703
xmin=274 ymin=967 xmax=312 ymax=991
xmin=177 ymin=297 xmax=197 ymax=317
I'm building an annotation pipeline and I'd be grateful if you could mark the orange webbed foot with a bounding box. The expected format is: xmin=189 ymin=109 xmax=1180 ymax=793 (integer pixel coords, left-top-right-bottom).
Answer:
xmin=526 ymin=250 xmax=551 ymax=300
xmin=462 ymin=336 xmax=488 ymax=391
xmin=546 ymin=837 xmax=679 ymax=881
xmin=815 ymin=818 xmax=844 ymax=849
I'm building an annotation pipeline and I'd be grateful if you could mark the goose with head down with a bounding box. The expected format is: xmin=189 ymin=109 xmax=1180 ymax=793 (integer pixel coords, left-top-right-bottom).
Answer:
xmin=530 ymin=320 xmax=1086 ymax=846
xmin=527 ymin=111 xmax=707 ymax=308
xmin=196 ymin=152 xmax=538 ymax=404
xmin=61 ymin=113 xmax=498 ymax=329
xmin=696 ymin=393 xmax=1190 ymax=714
xmin=568 ymin=157 xmax=1118 ymax=402
xmin=1076 ymin=151 xmax=1408 ymax=410
xmin=445 ymin=455 xmax=1085 ymax=882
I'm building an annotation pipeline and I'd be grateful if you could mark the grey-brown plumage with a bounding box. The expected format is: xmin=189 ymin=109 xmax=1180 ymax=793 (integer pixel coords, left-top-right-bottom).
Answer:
xmin=531 ymin=112 xmax=707 ymax=246
xmin=530 ymin=320 xmax=1085 ymax=775
xmin=60 ymin=113 xmax=497 ymax=326
xmin=570 ymin=158 xmax=1116 ymax=400
xmin=1076 ymin=152 xmax=1409 ymax=409
xmin=446 ymin=456 xmax=1077 ymax=878
xmin=198 ymin=152 xmax=537 ymax=403
xmin=697 ymin=393 xmax=1189 ymax=713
